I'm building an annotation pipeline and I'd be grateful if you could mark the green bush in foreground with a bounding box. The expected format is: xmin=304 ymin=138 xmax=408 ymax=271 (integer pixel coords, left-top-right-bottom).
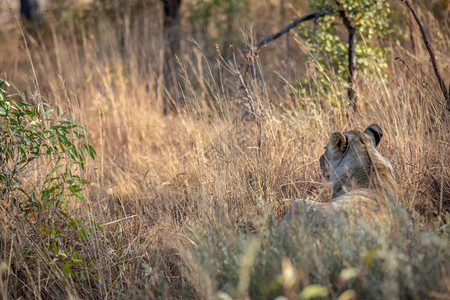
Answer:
xmin=0 ymin=78 xmax=100 ymax=287
xmin=0 ymin=78 xmax=96 ymax=217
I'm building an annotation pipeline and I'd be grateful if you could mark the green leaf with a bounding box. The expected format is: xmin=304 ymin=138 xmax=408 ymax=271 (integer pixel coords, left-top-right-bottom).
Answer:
xmin=73 ymin=131 xmax=86 ymax=139
xmin=338 ymin=268 xmax=358 ymax=281
xmin=62 ymin=262 xmax=72 ymax=277
xmin=84 ymin=144 xmax=97 ymax=159
xmin=299 ymin=284 xmax=328 ymax=300
xmin=48 ymin=165 xmax=63 ymax=176
xmin=59 ymin=210 xmax=70 ymax=219
xmin=91 ymin=220 xmax=103 ymax=231
xmin=72 ymin=191 xmax=84 ymax=200
xmin=43 ymin=109 xmax=54 ymax=116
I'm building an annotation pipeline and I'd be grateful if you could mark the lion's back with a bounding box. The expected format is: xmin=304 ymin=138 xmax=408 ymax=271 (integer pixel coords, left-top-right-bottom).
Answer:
xmin=279 ymin=191 xmax=390 ymax=235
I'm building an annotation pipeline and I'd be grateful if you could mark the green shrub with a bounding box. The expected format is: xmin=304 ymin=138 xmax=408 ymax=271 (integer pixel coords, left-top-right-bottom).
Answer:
xmin=0 ymin=78 xmax=100 ymax=284
xmin=0 ymin=78 xmax=96 ymax=218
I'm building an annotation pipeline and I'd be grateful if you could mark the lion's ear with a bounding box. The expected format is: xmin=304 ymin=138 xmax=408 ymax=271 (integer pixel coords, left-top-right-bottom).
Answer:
xmin=364 ymin=124 xmax=383 ymax=147
xmin=329 ymin=132 xmax=347 ymax=153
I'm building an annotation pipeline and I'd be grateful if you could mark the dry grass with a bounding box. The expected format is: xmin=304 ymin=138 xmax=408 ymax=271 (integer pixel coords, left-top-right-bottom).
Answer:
xmin=0 ymin=1 xmax=449 ymax=299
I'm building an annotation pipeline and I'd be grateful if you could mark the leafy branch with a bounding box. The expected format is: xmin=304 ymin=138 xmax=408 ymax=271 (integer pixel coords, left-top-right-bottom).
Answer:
xmin=0 ymin=78 xmax=97 ymax=218
xmin=256 ymin=9 xmax=335 ymax=50
xmin=256 ymin=2 xmax=365 ymax=112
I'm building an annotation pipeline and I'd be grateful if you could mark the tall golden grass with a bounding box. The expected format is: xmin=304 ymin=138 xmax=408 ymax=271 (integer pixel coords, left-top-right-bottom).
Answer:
xmin=0 ymin=1 xmax=449 ymax=299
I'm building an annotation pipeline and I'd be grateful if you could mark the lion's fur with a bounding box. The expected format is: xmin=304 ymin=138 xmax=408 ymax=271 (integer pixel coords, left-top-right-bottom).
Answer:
xmin=279 ymin=124 xmax=398 ymax=234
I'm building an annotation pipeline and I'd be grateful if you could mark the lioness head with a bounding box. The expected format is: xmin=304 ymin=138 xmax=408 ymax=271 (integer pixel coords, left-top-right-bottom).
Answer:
xmin=319 ymin=124 xmax=396 ymax=201
xmin=279 ymin=124 xmax=398 ymax=236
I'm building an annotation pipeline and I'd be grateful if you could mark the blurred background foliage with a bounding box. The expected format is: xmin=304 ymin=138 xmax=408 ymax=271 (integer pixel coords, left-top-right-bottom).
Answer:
xmin=12 ymin=0 xmax=448 ymax=109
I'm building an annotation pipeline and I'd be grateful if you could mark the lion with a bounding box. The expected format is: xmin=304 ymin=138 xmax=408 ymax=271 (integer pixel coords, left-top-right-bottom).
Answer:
xmin=279 ymin=124 xmax=398 ymax=235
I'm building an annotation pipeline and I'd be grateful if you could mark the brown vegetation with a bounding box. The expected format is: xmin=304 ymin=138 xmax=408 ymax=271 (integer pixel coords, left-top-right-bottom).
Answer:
xmin=0 ymin=0 xmax=449 ymax=299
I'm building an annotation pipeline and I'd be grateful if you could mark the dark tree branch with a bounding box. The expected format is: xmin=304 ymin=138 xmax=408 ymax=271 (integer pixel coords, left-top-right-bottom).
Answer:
xmin=402 ymin=0 xmax=449 ymax=111
xmin=336 ymin=0 xmax=357 ymax=112
xmin=256 ymin=4 xmax=360 ymax=112
xmin=256 ymin=9 xmax=334 ymax=50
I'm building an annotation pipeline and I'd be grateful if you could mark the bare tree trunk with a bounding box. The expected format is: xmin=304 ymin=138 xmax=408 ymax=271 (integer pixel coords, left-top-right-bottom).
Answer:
xmin=162 ymin=0 xmax=182 ymax=55
xmin=160 ymin=0 xmax=182 ymax=113
xmin=336 ymin=0 xmax=357 ymax=112
xmin=345 ymin=21 xmax=357 ymax=112
xmin=20 ymin=0 xmax=44 ymax=24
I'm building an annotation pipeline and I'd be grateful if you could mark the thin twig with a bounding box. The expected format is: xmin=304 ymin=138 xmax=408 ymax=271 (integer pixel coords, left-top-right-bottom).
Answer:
xmin=402 ymin=0 xmax=449 ymax=111
xmin=394 ymin=57 xmax=444 ymax=107
xmin=102 ymin=215 xmax=137 ymax=226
